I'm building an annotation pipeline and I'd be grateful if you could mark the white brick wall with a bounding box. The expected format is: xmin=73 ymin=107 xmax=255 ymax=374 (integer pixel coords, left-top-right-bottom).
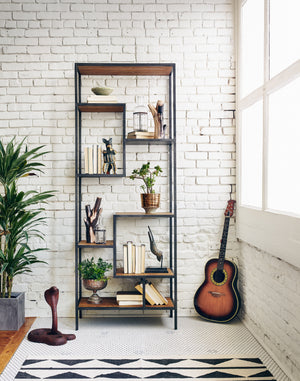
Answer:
xmin=238 ymin=243 xmax=300 ymax=380
xmin=0 ymin=0 xmax=236 ymax=318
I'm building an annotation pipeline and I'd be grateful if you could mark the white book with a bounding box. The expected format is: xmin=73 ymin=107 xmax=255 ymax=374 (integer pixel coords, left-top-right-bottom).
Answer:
xmin=141 ymin=244 xmax=145 ymax=273
xmin=127 ymin=241 xmax=133 ymax=273
xmin=93 ymin=144 xmax=97 ymax=174
xmin=88 ymin=147 xmax=93 ymax=174
xmin=123 ymin=244 xmax=128 ymax=274
xmin=117 ymin=300 xmax=143 ymax=306
xmin=84 ymin=147 xmax=89 ymax=173
xmin=132 ymin=244 xmax=136 ymax=274
xmin=97 ymin=146 xmax=102 ymax=174
xmin=136 ymin=245 xmax=141 ymax=274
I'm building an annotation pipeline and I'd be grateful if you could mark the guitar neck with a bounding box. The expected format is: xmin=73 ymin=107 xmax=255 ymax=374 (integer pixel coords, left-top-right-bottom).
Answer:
xmin=217 ymin=216 xmax=230 ymax=270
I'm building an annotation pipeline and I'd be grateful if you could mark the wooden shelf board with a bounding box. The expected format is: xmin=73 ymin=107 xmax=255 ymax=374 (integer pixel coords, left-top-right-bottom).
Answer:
xmin=77 ymin=64 xmax=174 ymax=76
xmin=78 ymin=173 xmax=124 ymax=178
xmin=115 ymin=267 xmax=174 ymax=277
xmin=77 ymin=240 xmax=114 ymax=248
xmin=78 ymin=297 xmax=174 ymax=309
xmin=125 ymin=138 xmax=174 ymax=145
xmin=78 ymin=103 xmax=125 ymax=112
xmin=114 ymin=212 xmax=174 ymax=218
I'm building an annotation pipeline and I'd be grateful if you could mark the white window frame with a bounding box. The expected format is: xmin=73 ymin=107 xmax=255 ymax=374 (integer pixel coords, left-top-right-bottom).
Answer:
xmin=236 ymin=0 xmax=300 ymax=269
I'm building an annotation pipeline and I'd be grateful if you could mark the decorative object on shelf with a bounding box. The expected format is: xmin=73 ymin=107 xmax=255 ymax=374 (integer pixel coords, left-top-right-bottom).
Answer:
xmin=84 ymin=197 xmax=102 ymax=243
xmin=28 ymin=286 xmax=76 ymax=345
xmin=123 ymin=242 xmax=145 ymax=274
xmin=95 ymin=217 xmax=106 ymax=244
xmin=129 ymin=162 xmax=162 ymax=213
xmin=91 ymin=86 xmax=113 ymax=95
xmin=133 ymin=96 xmax=148 ymax=132
xmin=146 ymin=226 xmax=168 ymax=273
xmin=102 ymin=138 xmax=117 ymax=174
xmin=148 ymin=100 xmax=166 ymax=139
xmin=79 ymin=257 xmax=112 ymax=304
xmin=0 ymin=137 xmax=55 ymax=330
xmin=87 ymin=94 xmax=118 ymax=103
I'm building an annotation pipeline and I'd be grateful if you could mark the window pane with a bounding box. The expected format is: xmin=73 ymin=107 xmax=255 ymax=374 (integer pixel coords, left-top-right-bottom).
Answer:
xmin=240 ymin=101 xmax=263 ymax=208
xmin=268 ymin=77 xmax=300 ymax=215
xmin=270 ymin=0 xmax=300 ymax=77
xmin=240 ymin=0 xmax=264 ymax=97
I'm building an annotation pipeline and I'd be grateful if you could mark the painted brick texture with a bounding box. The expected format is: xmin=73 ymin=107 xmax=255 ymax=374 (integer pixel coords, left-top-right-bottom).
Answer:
xmin=0 ymin=0 xmax=236 ymax=319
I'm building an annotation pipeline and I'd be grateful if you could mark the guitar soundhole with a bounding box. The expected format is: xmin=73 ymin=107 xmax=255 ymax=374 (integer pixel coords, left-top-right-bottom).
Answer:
xmin=213 ymin=270 xmax=225 ymax=283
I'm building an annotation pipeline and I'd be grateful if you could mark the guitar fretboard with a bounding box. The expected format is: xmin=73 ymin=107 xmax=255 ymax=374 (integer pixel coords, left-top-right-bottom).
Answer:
xmin=217 ymin=216 xmax=230 ymax=271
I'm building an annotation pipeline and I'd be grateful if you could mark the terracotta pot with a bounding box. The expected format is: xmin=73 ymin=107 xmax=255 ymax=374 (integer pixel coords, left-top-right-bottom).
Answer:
xmin=141 ymin=193 xmax=160 ymax=214
xmin=82 ymin=279 xmax=107 ymax=304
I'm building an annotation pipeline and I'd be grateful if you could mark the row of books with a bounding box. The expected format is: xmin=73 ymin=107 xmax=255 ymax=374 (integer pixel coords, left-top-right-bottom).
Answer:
xmin=116 ymin=281 xmax=168 ymax=306
xmin=84 ymin=145 xmax=102 ymax=174
xmin=123 ymin=242 xmax=145 ymax=274
xmin=87 ymin=95 xmax=118 ymax=103
xmin=127 ymin=131 xmax=154 ymax=139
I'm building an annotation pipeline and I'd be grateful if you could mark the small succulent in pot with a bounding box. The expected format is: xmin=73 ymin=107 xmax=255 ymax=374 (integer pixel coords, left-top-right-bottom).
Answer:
xmin=79 ymin=257 xmax=112 ymax=304
xmin=129 ymin=162 xmax=162 ymax=213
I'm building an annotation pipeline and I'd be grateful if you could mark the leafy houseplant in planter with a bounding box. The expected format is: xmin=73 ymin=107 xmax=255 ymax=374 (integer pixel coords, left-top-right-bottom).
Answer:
xmin=129 ymin=162 xmax=163 ymax=214
xmin=0 ymin=137 xmax=54 ymax=330
xmin=79 ymin=257 xmax=112 ymax=304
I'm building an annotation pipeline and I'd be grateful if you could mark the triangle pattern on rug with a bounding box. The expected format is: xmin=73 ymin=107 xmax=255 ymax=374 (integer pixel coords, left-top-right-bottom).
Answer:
xmin=23 ymin=360 xmax=45 ymax=366
xmin=45 ymin=371 xmax=89 ymax=379
xmin=250 ymin=369 xmax=274 ymax=377
xmin=15 ymin=372 xmax=39 ymax=379
xmin=192 ymin=358 xmax=232 ymax=365
xmin=239 ymin=357 xmax=263 ymax=364
xmin=198 ymin=370 xmax=243 ymax=378
xmin=145 ymin=359 xmax=184 ymax=366
xmin=146 ymin=371 xmax=187 ymax=378
xmin=101 ymin=359 xmax=139 ymax=366
xmin=54 ymin=359 xmax=93 ymax=366
xmin=95 ymin=371 xmax=139 ymax=378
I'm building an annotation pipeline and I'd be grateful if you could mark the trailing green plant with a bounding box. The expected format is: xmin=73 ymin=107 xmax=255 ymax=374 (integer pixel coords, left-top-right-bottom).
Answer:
xmin=0 ymin=137 xmax=55 ymax=298
xmin=129 ymin=162 xmax=162 ymax=194
xmin=78 ymin=257 xmax=112 ymax=281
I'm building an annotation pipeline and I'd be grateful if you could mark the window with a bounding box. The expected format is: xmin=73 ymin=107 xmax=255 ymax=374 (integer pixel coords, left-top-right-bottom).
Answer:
xmin=237 ymin=0 xmax=300 ymax=268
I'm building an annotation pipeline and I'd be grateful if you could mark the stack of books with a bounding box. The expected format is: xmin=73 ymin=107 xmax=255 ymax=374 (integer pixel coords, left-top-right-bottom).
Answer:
xmin=116 ymin=291 xmax=143 ymax=306
xmin=123 ymin=242 xmax=145 ymax=274
xmin=127 ymin=131 xmax=154 ymax=139
xmin=84 ymin=145 xmax=102 ymax=174
xmin=87 ymin=95 xmax=118 ymax=103
xmin=135 ymin=281 xmax=168 ymax=306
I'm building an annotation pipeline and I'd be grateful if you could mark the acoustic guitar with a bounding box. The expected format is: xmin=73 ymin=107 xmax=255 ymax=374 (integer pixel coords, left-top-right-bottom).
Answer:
xmin=194 ymin=200 xmax=240 ymax=323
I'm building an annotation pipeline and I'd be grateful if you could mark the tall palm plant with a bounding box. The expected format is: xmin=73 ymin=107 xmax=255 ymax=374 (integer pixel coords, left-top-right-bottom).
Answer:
xmin=0 ymin=137 xmax=54 ymax=298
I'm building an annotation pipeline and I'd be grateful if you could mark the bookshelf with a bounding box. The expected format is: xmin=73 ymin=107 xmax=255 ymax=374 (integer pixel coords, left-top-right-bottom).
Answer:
xmin=75 ymin=63 xmax=177 ymax=329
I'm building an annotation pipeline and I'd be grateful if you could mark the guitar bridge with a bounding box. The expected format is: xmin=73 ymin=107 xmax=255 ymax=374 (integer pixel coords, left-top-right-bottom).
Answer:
xmin=209 ymin=291 xmax=225 ymax=298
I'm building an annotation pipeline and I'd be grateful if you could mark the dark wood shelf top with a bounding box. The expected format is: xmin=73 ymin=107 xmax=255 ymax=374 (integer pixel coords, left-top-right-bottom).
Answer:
xmin=115 ymin=268 xmax=174 ymax=278
xmin=76 ymin=63 xmax=174 ymax=76
xmin=78 ymin=297 xmax=174 ymax=309
xmin=125 ymin=138 xmax=174 ymax=145
xmin=77 ymin=240 xmax=114 ymax=248
xmin=77 ymin=103 xmax=125 ymax=112
xmin=114 ymin=212 xmax=174 ymax=218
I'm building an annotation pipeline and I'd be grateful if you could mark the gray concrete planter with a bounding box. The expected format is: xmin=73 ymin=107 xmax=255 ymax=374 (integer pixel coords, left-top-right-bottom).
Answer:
xmin=0 ymin=292 xmax=25 ymax=330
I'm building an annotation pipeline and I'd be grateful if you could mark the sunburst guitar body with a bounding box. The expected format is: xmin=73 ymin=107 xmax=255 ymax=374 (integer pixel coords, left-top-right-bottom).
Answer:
xmin=194 ymin=200 xmax=241 ymax=323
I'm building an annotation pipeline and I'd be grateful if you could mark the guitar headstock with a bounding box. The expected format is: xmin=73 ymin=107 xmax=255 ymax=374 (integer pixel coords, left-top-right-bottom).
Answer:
xmin=225 ymin=200 xmax=236 ymax=217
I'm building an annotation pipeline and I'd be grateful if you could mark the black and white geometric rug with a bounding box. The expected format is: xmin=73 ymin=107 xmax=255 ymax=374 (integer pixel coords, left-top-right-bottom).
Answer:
xmin=15 ymin=357 xmax=275 ymax=380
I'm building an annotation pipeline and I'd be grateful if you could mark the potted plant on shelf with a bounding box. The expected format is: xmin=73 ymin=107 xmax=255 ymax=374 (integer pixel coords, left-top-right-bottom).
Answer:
xmin=79 ymin=257 xmax=112 ymax=304
xmin=0 ymin=137 xmax=54 ymax=330
xmin=129 ymin=162 xmax=163 ymax=214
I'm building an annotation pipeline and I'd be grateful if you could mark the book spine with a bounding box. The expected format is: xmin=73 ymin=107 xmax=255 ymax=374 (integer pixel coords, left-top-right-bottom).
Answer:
xmin=136 ymin=245 xmax=141 ymax=274
xmin=127 ymin=241 xmax=133 ymax=273
xmin=84 ymin=147 xmax=89 ymax=173
xmin=149 ymin=283 xmax=167 ymax=305
xmin=135 ymin=282 xmax=155 ymax=305
xmin=97 ymin=146 xmax=102 ymax=174
xmin=123 ymin=244 xmax=128 ymax=274
xmin=93 ymin=144 xmax=97 ymax=174
xmin=88 ymin=147 xmax=93 ymax=174
xmin=145 ymin=282 xmax=160 ymax=305
xmin=132 ymin=244 xmax=136 ymax=273
xmin=141 ymin=244 xmax=145 ymax=273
